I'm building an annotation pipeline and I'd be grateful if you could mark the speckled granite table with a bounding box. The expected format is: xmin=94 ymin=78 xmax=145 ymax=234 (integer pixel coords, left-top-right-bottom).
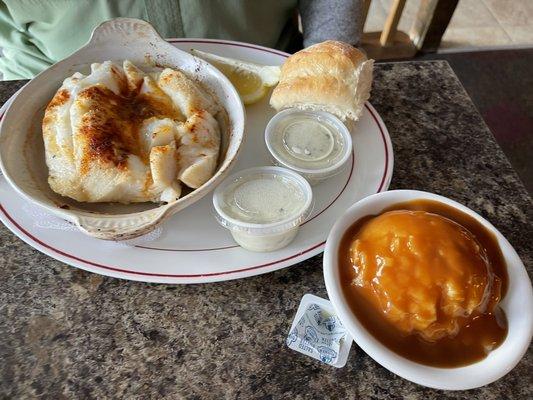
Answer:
xmin=1 ymin=61 xmax=532 ymax=399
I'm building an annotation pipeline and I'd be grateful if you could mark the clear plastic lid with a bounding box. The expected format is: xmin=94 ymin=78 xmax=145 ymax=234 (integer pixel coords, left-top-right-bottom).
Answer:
xmin=265 ymin=109 xmax=353 ymax=179
xmin=213 ymin=166 xmax=313 ymax=235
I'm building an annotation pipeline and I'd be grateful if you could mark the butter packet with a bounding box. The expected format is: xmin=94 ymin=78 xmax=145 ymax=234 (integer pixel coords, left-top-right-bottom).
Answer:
xmin=286 ymin=294 xmax=353 ymax=368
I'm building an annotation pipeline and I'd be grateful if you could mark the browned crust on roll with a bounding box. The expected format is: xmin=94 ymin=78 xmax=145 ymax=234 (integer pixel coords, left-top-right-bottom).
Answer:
xmin=270 ymin=40 xmax=373 ymax=121
xmin=280 ymin=41 xmax=366 ymax=79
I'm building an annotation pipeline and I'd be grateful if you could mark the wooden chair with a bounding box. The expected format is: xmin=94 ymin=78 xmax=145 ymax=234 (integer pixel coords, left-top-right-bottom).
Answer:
xmin=361 ymin=0 xmax=458 ymax=60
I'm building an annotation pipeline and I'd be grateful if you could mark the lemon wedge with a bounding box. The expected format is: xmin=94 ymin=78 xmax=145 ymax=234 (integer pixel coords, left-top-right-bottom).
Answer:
xmin=191 ymin=49 xmax=280 ymax=105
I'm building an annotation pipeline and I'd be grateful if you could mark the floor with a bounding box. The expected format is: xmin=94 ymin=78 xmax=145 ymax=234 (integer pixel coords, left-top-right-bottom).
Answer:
xmin=365 ymin=0 xmax=533 ymax=51
xmin=412 ymin=49 xmax=533 ymax=194
xmin=366 ymin=1 xmax=532 ymax=193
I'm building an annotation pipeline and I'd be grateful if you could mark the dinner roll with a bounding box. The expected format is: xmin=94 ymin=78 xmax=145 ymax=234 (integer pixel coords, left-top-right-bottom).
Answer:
xmin=270 ymin=40 xmax=373 ymax=122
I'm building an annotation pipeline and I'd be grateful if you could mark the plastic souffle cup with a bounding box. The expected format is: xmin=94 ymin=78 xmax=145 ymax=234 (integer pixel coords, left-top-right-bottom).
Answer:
xmin=265 ymin=109 xmax=353 ymax=185
xmin=212 ymin=166 xmax=313 ymax=252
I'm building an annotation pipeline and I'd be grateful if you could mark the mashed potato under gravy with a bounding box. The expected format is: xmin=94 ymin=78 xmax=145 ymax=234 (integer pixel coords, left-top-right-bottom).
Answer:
xmin=339 ymin=199 xmax=508 ymax=367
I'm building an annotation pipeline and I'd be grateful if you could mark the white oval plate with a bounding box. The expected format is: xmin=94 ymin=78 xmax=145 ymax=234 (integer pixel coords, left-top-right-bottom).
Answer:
xmin=0 ymin=39 xmax=393 ymax=284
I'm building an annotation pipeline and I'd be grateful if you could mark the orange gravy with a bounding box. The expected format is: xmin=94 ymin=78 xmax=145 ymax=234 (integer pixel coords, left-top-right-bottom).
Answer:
xmin=339 ymin=199 xmax=508 ymax=367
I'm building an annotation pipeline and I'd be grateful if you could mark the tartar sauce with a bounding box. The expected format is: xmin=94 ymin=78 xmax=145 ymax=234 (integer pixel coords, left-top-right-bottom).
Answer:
xmin=213 ymin=166 xmax=313 ymax=252
xmin=221 ymin=174 xmax=305 ymax=224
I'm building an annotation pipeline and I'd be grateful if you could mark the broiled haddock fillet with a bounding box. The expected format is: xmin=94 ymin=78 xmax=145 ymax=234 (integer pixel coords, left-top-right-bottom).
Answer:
xmin=43 ymin=60 xmax=221 ymax=203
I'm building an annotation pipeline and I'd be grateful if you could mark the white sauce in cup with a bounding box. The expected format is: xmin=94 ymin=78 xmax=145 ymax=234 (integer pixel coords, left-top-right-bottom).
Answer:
xmin=265 ymin=109 xmax=353 ymax=185
xmin=213 ymin=166 xmax=313 ymax=252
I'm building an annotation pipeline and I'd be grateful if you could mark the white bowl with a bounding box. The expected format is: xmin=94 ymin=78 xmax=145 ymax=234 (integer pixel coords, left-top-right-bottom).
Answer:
xmin=0 ymin=18 xmax=245 ymax=240
xmin=323 ymin=190 xmax=533 ymax=390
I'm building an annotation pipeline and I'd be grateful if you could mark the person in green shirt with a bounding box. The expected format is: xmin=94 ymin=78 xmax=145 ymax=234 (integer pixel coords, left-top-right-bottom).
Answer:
xmin=0 ymin=0 xmax=363 ymax=80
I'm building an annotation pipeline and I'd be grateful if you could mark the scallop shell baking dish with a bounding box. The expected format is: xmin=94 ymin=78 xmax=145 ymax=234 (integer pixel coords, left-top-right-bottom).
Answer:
xmin=0 ymin=18 xmax=245 ymax=240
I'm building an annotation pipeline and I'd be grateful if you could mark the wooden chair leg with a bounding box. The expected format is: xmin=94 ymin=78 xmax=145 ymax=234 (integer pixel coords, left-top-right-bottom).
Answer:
xmin=380 ymin=0 xmax=407 ymax=47
xmin=362 ymin=0 xmax=371 ymax=28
